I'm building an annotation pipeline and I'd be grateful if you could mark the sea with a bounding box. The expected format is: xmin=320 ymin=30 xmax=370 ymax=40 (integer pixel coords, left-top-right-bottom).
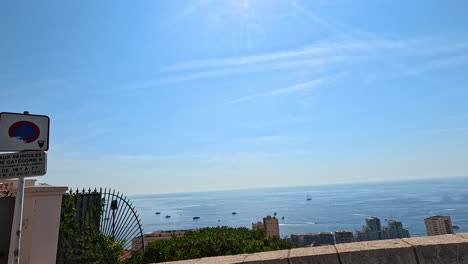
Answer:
xmin=131 ymin=177 xmax=468 ymax=237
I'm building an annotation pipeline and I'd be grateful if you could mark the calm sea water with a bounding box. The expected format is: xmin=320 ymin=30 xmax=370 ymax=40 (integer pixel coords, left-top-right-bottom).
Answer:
xmin=131 ymin=177 xmax=468 ymax=237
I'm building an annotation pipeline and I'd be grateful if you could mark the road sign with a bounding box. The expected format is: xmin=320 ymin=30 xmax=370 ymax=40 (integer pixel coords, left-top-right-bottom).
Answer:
xmin=0 ymin=151 xmax=47 ymax=179
xmin=0 ymin=112 xmax=50 ymax=151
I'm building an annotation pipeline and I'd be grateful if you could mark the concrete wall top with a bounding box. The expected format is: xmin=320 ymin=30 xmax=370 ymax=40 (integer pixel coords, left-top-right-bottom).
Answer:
xmin=9 ymin=185 xmax=68 ymax=197
xmin=157 ymin=233 xmax=468 ymax=264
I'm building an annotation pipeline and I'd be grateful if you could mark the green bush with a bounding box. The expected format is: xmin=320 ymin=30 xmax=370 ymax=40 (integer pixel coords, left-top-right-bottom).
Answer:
xmin=57 ymin=193 xmax=123 ymax=264
xmin=120 ymin=251 xmax=143 ymax=264
xmin=142 ymin=227 xmax=294 ymax=263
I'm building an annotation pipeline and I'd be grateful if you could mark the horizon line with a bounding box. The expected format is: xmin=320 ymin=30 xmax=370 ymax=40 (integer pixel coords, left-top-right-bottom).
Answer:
xmin=127 ymin=175 xmax=468 ymax=197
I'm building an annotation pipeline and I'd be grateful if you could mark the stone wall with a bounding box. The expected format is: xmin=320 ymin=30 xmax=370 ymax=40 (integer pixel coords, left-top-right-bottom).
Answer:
xmin=157 ymin=233 xmax=468 ymax=264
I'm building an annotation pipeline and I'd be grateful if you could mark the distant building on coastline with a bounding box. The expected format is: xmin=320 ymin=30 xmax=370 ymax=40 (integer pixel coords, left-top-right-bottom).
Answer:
xmin=290 ymin=232 xmax=335 ymax=247
xmin=356 ymin=217 xmax=410 ymax=241
xmin=291 ymin=233 xmax=315 ymax=246
xmin=252 ymin=221 xmax=263 ymax=231
xmin=335 ymin=230 xmax=354 ymax=244
xmin=356 ymin=217 xmax=382 ymax=241
xmin=252 ymin=215 xmax=280 ymax=238
xmin=315 ymin=232 xmax=335 ymax=246
xmin=425 ymin=215 xmax=454 ymax=236
xmin=366 ymin=217 xmax=382 ymax=231
xmin=382 ymin=219 xmax=410 ymax=239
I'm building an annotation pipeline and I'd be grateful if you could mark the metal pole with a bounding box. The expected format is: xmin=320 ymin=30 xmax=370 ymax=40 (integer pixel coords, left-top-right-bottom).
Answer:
xmin=13 ymin=176 xmax=25 ymax=264
xmin=12 ymin=111 xmax=30 ymax=264
xmin=112 ymin=209 xmax=116 ymax=238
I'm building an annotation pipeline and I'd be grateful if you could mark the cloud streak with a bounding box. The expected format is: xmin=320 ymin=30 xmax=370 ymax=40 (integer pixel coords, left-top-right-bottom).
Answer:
xmin=164 ymin=40 xmax=403 ymax=72
xmin=122 ymin=32 xmax=468 ymax=92
xmin=226 ymin=73 xmax=344 ymax=104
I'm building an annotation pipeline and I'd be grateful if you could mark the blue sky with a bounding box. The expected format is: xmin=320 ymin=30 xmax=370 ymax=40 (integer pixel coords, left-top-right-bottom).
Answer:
xmin=1 ymin=0 xmax=468 ymax=194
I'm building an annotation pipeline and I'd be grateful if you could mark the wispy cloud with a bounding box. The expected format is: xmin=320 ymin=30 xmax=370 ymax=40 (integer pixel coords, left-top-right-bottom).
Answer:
xmin=120 ymin=55 xmax=345 ymax=92
xmin=291 ymin=0 xmax=347 ymax=37
xmin=121 ymin=32 xmax=468 ymax=92
xmin=226 ymin=79 xmax=319 ymax=104
xmin=226 ymin=73 xmax=344 ymax=104
xmin=164 ymin=40 xmax=402 ymax=73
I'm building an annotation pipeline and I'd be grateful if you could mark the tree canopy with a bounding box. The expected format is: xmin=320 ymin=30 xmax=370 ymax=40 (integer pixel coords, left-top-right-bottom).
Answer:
xmin=138 ymin=226 xmax=294 ymax=263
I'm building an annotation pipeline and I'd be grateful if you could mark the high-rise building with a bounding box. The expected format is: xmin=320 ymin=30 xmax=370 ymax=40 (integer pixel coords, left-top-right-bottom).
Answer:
xmin=335 ymin=230 xmax=354 ymax=244
xmin=366 ymin=217 xmax=382 ymax=231
xmin=356 ymin=216 xmax=412 ymax=241
xmin=367 ymin=217 xmax=382 ymax=240
xmin=290 ymin=232 xmax=335 ymax=247
xmin=382 ymin=220 xmax=410 ymax=239
xmin=263 ymin=215 xmax=280 ymax=238
xmin=355 ymin=229 xmax=367 ymax=242
xmin=356 ymin=217 xmax=382 ymax=241
xmin=314 ymin=232 xmax=335 ymax=246
xmin=302 ymin=234 xmax=318 ymax=246
xmin=291 ymin=233 xmax=318 ymax=246
xmin=290 ymin=234 xmax=305 ymax=245
xmin=425 ymin=216 xmax=454 ymax=236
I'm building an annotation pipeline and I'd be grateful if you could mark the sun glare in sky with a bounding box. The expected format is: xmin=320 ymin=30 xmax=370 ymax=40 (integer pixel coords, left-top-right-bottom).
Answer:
xmin=225 ymin=0 xmax=269 ymax=18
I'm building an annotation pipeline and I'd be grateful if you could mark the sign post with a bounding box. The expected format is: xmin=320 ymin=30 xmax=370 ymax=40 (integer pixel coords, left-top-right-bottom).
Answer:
xmin=0 ymin=111 xmax=49 ymax=264
xmin=13 ymin=176 xmax=24 ymax=264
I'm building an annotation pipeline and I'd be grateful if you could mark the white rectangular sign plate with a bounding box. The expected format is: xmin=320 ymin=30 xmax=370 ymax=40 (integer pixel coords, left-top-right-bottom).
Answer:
xmin=0 ymin=112 xmax=50 ymax=151
xmin=0 ymin=151 xmax=47 ymax=179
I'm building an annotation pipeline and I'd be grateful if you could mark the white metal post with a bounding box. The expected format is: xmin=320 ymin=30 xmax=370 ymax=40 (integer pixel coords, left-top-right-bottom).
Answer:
xmin=12 ymin=110 xmax=30 ymax=264
xmin=12 ymin=176 xmax=25 ymax=264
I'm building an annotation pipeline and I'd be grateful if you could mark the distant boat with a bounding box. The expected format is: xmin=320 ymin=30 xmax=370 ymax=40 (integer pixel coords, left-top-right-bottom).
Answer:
xmin=307 ymin=195 xmax=312 ymax=201
xmin=193 ymin=216 xmax=200 ymax=220
xmin=232 ymin=212 xmax=237 ymax=215
xmin=155 ymin=212 xmax=161 ymax=215
xmin=453 ymin=225 xmax=460 ymax=230
xmin=165 ymin=215 xmax=171 ymax=218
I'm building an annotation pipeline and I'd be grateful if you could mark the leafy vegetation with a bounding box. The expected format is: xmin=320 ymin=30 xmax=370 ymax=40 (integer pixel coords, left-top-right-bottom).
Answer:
xmin=120 ymin=251 xmax=143 ymax=264
xmin=140 ymin=227 xmax=294 ymax=263
xmin=57 ymin=194 xmax=292 ymax=264
xmin=57 ymin=192 xmax=123 ymax=264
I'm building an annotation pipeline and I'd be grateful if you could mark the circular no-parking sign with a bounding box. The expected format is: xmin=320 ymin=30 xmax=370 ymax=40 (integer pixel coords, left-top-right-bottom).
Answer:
xmin=8 ymin=121 xmax=41 ymax=143
xmin=0 ymin=112 xmax=49 ymax=151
